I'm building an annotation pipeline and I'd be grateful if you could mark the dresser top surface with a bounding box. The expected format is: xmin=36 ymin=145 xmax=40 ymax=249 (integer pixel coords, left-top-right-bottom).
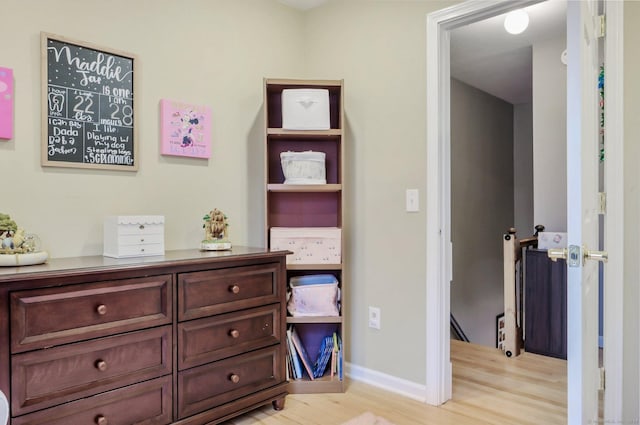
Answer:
xmin=0 ymin=247 xmax=288 ymax=282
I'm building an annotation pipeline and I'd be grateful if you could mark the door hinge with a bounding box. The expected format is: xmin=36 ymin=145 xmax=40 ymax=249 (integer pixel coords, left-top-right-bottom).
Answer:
xmin=598 ymin=15 xmax=606 ymax=38
xmin=599 ymin=192 xmax=607 ymax=215
xmin=599 ymin=367 xmax=606 ymax=391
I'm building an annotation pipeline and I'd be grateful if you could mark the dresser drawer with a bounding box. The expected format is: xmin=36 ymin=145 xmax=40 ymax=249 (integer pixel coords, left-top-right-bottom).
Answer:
xmin=178 ymin=304 xmax=281 ymax=370
xmin=12 ymin=326 xmax=172 ymax=415
xmin=178 ymin=346 xmax=283 ymax=419
xmin=178 ymin=263 xmax=282 ymax=321
xmin=12 ymin=375 xmax=173 ymax=425
xmin=11 ymin=275 xmax=172 ymax=353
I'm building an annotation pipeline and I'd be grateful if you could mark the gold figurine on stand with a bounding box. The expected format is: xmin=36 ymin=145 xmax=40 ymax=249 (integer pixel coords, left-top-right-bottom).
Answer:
xmin=200 ymin=209 xmax=232 ymax=251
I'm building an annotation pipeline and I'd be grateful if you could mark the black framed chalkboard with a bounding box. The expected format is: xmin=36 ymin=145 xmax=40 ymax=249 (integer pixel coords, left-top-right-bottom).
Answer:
xmin=41 ymin=32 xmax=138 ymax=170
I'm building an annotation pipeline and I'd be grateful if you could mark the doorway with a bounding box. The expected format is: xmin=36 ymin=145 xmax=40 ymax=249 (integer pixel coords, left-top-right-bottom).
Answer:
xmin=447 ymin=2 xmax=566 ymax=350
xmin=425 ymin=0 xmax=624 ymax=419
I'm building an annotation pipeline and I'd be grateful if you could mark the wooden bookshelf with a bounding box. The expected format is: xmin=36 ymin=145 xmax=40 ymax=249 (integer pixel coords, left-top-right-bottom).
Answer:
xmin=264 ymin=78 xmax=345 ymax=394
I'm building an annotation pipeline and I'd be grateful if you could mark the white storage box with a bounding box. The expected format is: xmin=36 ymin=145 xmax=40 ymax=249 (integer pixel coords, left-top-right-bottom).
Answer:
xmin=103 ymin=215 xmax=165 ymax=258
xmin=270 ymin=227 xmax=341 ymax=265
xmin=287 ymin=274 xmax=340 ymax=317
xmin=281 ymin=89 xmax=330 ymax=130
xmin=537 ymin=232 xmax=568 ymax=250
xmin=280 ymin=151 xmax=326 ymax=184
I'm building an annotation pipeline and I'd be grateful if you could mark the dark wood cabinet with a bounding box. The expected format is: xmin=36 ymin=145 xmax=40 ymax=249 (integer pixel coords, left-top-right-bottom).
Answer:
xmin=12 ymin=326 xmax=172 ymax=416
xmin=12 ymin=376 xmax=173 ymax=425
xmin=524 ymin=249 xmax=567 ymax=359
xmin=10 ymin=274 xmax=172 ymax=353
xmin=0 ymin=247 xmax=288 ymax=424
xmin=177 ymin=346 xmax=282 ymax=419
xmin=178 ymin=305 xmax=281 ymax=370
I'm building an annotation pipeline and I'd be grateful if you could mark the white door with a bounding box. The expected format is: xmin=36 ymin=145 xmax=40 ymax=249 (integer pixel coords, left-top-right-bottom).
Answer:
xmin=563 ymin=0 xmax=603 ymax=423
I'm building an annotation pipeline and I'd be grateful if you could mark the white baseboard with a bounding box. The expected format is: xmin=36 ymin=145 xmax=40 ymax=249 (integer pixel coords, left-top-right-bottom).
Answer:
xmin=345 ymin=362 xmax=426 ymax=402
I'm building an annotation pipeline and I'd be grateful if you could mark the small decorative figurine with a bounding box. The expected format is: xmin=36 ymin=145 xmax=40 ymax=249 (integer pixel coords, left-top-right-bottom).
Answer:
xmin=200 ymin=208 xmax=232 ymax=251
xmin=0 ymin=213 xmax=48 ymax=266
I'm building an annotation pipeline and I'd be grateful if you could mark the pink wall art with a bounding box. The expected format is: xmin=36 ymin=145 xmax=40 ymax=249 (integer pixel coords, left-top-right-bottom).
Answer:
xmin=0 ymin=67 xmax=13 ymax=140
xmin=160 ymin=99 xmax=211 ymax=158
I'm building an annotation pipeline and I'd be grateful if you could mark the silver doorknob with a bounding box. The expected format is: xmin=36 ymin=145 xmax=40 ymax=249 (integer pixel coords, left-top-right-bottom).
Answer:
xmin=584 ymin=249 xmax=608 ymax=263
xmin=548 ymin=246 xmax=608 ymax=265
xmin=548 ymin=248 xmax=567 ymax=262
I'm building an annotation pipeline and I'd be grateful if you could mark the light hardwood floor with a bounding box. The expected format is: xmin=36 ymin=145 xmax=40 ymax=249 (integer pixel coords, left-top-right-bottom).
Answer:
xmin=227 ymin=340 xmax=567 ymax=425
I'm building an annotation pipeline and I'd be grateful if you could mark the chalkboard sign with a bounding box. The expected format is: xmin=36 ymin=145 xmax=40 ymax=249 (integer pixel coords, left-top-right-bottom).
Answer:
xmin=41 ymin=33 xmax=138 ymax=170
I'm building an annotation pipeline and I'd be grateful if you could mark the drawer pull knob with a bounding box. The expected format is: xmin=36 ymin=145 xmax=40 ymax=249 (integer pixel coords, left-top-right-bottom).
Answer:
xmin=229 ymin=284 xmax=240 ymax=294
xmin=95 ymin=415 xmax=108 ymax=425
xmin=139 ymin=224 xmax=145 ymax=230
xmin=229 ymin=373 xmax=240 ymax=384
xmin=95 ymin=359 xmax=108 ymax=371
xmin=229 ymin=329 xmax=240 ymax=338
xmin=96 ymin=304 xmax=108 ymax=315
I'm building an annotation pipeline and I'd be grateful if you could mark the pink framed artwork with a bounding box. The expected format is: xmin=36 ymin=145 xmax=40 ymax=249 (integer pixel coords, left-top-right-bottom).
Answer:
xmin=0 ymin=67 xmax=13 ymax=140
xmin=160 ymin=99 xmax=211 ymax=158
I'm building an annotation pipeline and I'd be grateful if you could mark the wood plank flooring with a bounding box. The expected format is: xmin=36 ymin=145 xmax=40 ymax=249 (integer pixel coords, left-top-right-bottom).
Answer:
xmin=227 ymin=340 xmax=567 ymax=424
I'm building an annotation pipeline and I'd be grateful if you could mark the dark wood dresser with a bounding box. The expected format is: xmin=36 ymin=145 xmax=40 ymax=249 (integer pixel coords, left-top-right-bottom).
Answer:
xmin=0 ymin=247 xmax=289 ymax=425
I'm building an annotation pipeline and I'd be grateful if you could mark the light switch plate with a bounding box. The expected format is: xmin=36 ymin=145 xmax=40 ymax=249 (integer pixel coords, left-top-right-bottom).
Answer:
xmin=406 ymin=189 xmax=419 ymax=212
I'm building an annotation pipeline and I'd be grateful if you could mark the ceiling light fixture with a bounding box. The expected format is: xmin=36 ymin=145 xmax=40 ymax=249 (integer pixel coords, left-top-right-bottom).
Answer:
xmin=504 ymin=9 xmax=529 ymax=35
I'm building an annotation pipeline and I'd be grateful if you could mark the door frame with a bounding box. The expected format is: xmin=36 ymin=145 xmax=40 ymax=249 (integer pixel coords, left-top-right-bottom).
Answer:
xmin=601 ymin=1 xmax=624 ymax=420
xmin=425 ymin=0 xmax=624 ymax=415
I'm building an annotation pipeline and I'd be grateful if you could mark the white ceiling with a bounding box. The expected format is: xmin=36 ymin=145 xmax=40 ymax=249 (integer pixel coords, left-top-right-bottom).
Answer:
xmin=450 ymin=0 xmax=567 ymax=105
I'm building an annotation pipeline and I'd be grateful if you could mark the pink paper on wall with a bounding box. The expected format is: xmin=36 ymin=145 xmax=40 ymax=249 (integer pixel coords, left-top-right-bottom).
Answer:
xmin=160 ymin=99 xmax=211 ymax=158
xmin=0 ymin=67 xmax=13 ymax=140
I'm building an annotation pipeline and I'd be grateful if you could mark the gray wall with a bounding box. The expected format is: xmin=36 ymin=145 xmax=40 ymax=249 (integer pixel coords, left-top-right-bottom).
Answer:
xmin=533 ymin=36 xmax=568 ymax=232
xmin=450 ymin=78 xmax=514 ymax=347
xmin=514 ymin=102 xmax=534 ymax=238
xmin=0 ymin=0 xmax=306 ymax=256
xmin=303 ymin=0 xmax=456 ymax=380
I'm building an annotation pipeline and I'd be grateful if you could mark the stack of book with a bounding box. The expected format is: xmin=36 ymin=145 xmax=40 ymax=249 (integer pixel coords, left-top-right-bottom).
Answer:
xmin=286 ymin=326 xmax=342 ymax=381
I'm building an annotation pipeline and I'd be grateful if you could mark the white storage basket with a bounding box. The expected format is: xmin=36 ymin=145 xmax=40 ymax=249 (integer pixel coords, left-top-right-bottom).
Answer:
xmin=280 ymin=151 xmax=326 ymax=184
xmin=287 ymin=274 xmax=340 ymax=317
xmin=281 ymin=89 xmax=330 ymax=130
xmin=270 ymin=227 xmax=341 ymax=265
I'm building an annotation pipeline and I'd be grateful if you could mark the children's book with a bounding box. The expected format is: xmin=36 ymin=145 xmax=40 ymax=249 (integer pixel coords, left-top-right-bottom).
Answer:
xmin=290 ymin=327 xmax=315 ymax=380
xmin=337 ymin=334 xmax=343 ymax=380
xmin=331 ymin=332 xmax=338 ymax=378
xmin=313 ymin=335 xmax=334 ymax=378
xmin=286 ymin=328 xmax=303 ymax=379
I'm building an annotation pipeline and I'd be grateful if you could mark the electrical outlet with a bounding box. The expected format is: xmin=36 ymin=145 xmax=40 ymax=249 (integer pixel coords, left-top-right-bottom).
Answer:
xmin=368 ymin=306 xmax=381 ymax=329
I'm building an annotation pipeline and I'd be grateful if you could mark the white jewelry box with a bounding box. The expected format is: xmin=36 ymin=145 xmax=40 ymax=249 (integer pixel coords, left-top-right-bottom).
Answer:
xmin=281 ymin=89 xmax=330 ymax=130
xmin=103 ymin=215 xmax=165 ymax=258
